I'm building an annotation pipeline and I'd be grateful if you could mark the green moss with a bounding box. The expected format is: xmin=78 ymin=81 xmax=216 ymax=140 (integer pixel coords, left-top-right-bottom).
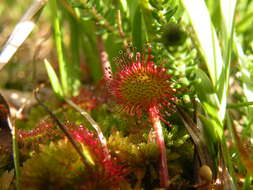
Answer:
xmin=20 ymin=139 xmax=85 ymax=190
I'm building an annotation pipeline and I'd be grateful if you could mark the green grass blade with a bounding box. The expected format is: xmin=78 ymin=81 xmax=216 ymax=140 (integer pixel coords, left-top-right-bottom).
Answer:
xmin=80 ymin=20 xmax=102 ymax=82
xmin=198 ymin=114 xmax=223 ymax=157
xmin=181 ymin=0 xmax=223 ymax=86
xmin=12 ymin=124 xmax=20 ymax=190
xmin=242 ymin=175 xmax=252 ymax=190
xmin=69 ymin=16 xmax=81 ymax=96
xmin=132 ymin=4 xmax=143 ymax=51
xmin=49 ymin=0 xmax=70 ymax=97
xmin=44 ymin=59 xmax=63 ymax=97
xmin=217 ymin=0 xmax=236 ymax=121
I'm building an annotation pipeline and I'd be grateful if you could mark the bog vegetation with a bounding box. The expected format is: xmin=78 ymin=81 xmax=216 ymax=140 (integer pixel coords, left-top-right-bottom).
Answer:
xmin=0 ymin=0 xmax=252 ymax=189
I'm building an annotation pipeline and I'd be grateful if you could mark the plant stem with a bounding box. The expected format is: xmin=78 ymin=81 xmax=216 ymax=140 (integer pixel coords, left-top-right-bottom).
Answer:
xmin=148 ymin=106 xmax=169 ymax=188
xmin=49 ymin=0 xmax=70 ymax=97
xmin=227 ymin=101 xmax=253 ymax=109
xmin=116 ymin=10 xmax=128 ymax=48
xmin=11 ymin=119 xmax=20 ymax=190
xmin=96 ymin=35 xmax=112 ymax=83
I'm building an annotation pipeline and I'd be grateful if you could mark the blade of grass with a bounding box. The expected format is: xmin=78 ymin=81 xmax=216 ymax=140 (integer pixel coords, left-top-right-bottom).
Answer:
xmin=44 ymin=59 xmax=63 ymax=97
xmin=242 ymin=175 xmax=252 ymax=190
xmin=177 ymin=106 xmax=214 ymax=168
xmin=181 ymin=0 xmax=223 ymax=87
xmin=11 ymin=120 xmax=20 ymax=190
xmin=132 ymin=4 xmax=143 ymax=51
xmin=227 ymin=101 xmax=253 ymax=109
xmin=217 ymin=0 xmax=236 ymax=121
xmin=0 ymin=94 xmax=20 ymax=190
xmin=181 ymin=0 xmax=225 ymax=170
xmin=78 ymin=19 xmax=102 ymax=82
xmin=69 ymin=15 xmax=81 ymax=96
xmin=0 ymin=0 xmax=48 ymax=70
xmin=49 ymin=0 xmax=70 ymax=97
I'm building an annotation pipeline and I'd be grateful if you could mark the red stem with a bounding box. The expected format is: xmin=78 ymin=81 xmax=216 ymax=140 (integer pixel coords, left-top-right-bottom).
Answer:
xmin=149 ymin=106 xmax=169 ymax=188
xmin=97 ymin=35 xmax=112 ymax=82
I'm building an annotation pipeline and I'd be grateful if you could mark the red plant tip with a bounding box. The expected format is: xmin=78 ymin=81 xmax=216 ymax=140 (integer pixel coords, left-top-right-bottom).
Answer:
xmin=70 ymin=126 xmax=128 ymax=188
xmin=111 ymin=49 xmax=177 ymax=117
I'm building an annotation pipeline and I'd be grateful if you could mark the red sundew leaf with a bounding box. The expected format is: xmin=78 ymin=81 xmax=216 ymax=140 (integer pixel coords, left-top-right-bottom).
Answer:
xmin=69 ymin=125 xmax=128 ymax=188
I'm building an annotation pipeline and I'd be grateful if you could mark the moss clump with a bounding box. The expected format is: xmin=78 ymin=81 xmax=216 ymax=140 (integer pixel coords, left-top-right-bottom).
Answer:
xmin=20 ymin=139 xmax=86 ymax=190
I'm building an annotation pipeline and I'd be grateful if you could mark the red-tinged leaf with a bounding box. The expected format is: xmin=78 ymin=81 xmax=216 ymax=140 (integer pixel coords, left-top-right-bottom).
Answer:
xmin=0 ymin=93 xmax=12 ymax=150
xmin=232 ymin=124 xmax=253 ymax=176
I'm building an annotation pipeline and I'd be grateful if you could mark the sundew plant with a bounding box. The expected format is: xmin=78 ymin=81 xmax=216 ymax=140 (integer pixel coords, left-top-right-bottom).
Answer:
xmin=0 ymin=0 xmax=253 ymax=189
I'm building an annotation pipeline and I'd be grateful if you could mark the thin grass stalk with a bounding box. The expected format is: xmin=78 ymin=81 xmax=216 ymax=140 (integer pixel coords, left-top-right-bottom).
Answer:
xmin=217 ymin=0 xmax=237 ymax=121
xmin=11 ymin=119 xmax=20 ymax=190
xmin=227 ymin=101 xmax=253 ymax=109
xmin=12 ymin=99 xmax=33 ymax=190
xmin=218 ymin=1 xmax=237 ymax=187
xmin=49 ymin=0 xmax=70 ymax=97
xmin=69 ymin=16 xmax=81 ymax=96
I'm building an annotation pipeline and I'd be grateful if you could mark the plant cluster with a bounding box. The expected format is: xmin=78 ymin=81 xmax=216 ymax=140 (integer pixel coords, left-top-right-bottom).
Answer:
xmin=0 ymin=0 xmax=253 ymax=189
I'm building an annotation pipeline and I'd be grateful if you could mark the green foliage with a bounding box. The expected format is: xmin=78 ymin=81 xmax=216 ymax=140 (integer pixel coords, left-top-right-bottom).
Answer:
xmin=181 ymin=0 xmax=235 ymax=176
xmin=108 ymin=132 xmax=160 ymax=188
xmin=91 ymin=103 xmax=144 ymax=136
xmin=108 ymin=132 xmax=159 ymax=168
xmin=2 ymin=0 xmax=253 ymax=188
xmin=44 ymin=60 xmax=63 ymax=97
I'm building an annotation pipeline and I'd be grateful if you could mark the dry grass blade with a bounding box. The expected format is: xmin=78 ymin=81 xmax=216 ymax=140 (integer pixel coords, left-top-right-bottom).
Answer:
xmin=214 ymin=145 xmax=236 ymax=190
xmin=177 ymin=106 xmax=213 ymax=169
xmin=0 ymin=0 xmax=48 ymax=70
xmin=231 ymin=122 xmax=253 ymax=176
